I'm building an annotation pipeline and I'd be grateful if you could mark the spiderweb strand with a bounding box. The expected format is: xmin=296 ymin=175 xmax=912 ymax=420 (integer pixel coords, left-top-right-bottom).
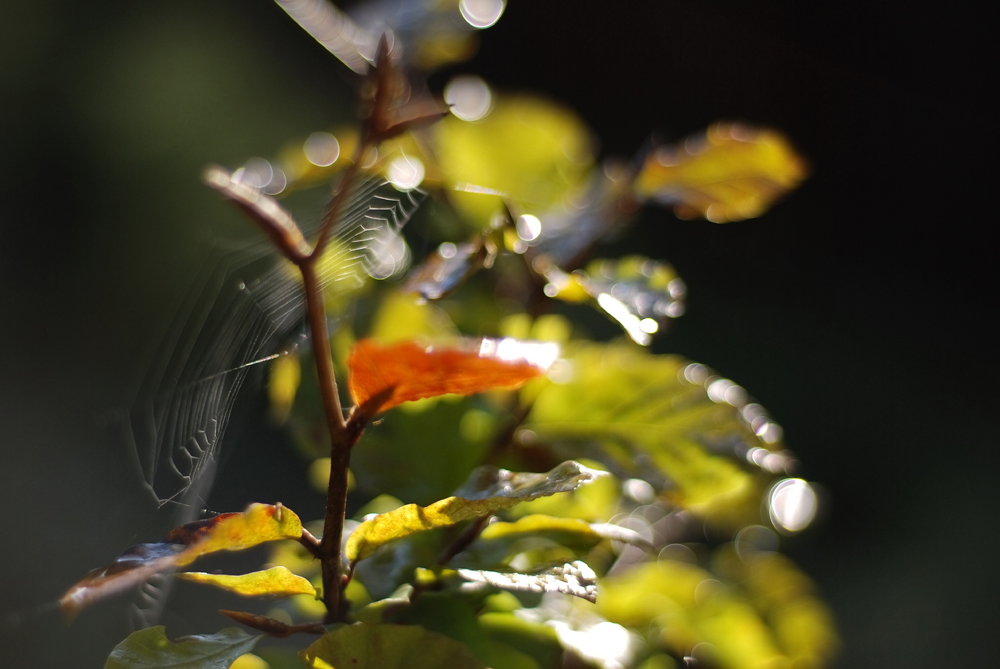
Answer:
xmin=123 ymin=171 xmax=423 ymax=509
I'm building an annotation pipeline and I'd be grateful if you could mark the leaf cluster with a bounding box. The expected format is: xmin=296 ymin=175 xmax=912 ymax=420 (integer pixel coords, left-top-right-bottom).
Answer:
xmin=61 ymin=2 xmax=836 ymax=668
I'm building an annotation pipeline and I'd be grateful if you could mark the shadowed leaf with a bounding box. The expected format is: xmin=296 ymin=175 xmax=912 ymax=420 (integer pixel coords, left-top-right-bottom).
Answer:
xmin=62 ymin=504 xmax=303 ymax=617
xmin=634 ymin=122 xmax=807 ymax=223
xmin=403 ymin=239 xmax=493 ymax=301
xmin=104 ymin=625 xmax=261 ymax=669
xmin=346 ymin=461 xmax=605 ymax=563
xmin=302 ymin=623 xmax=486 ymax=669
xmin=177 ymin=566 xmax=316 ymax=598
xmin=347 ymin=338 xmax=556 ymax=417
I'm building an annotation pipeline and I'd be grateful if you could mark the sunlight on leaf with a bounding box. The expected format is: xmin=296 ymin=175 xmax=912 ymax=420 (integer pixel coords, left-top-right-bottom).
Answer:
xmin=456 ymin=560 xmax=598 ymax=603
xmin=346 ymin=461 xmax=605 ymax=563
xmin=177 ymin=566 xmax=316 ymax=598
xmin=302 ymin=623 xmax=486 ymax=669
xmin=62 ymin=504 xmax=303 ymax=617
xmin=598 ymin=551 xmax=837 ymax=669
xmin=634 ymin=122 xmax=807 ymax=223
xmin=367 ymin=290 xmax=459 ymax=342
xmin=541 ymin=256 xmax=686 ymax=345
xmin=104 ymin=626 xmax=261 ymax=669
xmin=175 ymin=503 xmax=303 ymax=566
xmin=347 ymin=337 xmax=555 ymax=417
xmin=524 ymin=342 xmax=795 ymax=523
xmin=435 ymin=95 xmax=595 ymax=229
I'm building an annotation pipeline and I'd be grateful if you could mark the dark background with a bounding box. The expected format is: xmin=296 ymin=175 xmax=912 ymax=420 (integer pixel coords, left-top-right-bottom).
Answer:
xmin=1 ymin=1 xmax=995 ymax=667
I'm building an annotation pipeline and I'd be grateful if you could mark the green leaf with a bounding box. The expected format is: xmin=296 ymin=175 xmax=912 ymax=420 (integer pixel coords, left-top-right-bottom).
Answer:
xmin=346 ymin=461 xmax=606 ymax=563
xmin=301 ymin=623 xmax=486 ymax=669
xmin=176 ymin=566 xmax=316 ymax=598
xmin=104 ymin=626 xmax=261 ymax=669
xmin=480 ymin=514 xmax=653 ymax=552
xmin=391 ymin=593 xmax=544 ymax=669
xmin=597 ymin=549 xmax=838 ymax=669
xmin=524 ymin=342 xmax=794 ymax=524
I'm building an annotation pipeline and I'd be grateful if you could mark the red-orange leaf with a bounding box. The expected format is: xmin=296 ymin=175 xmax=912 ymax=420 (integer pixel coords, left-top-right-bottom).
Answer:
xmin=347 ymin=338 xmax=556 ymax=416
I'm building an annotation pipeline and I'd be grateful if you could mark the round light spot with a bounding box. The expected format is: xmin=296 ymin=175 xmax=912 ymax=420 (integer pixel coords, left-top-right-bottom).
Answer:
xmin=768 ymin=478 xmax=818 ymax=533
xmin=303 ymin=132 xmax=340 ymax=167
xmin=459 ymin=0 xmax=505 ymax=29
xmin=444 ymin=75 xmax=494 ymax=121
xmin=516 ymin=214 xmax=542 ymax=242
xmin=386 ymin=155 xmax=425 ymax=191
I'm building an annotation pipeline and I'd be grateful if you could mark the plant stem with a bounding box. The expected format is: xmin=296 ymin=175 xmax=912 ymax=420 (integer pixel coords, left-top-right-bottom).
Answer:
xmin=299 ymin=259 xmax=352 ymax=622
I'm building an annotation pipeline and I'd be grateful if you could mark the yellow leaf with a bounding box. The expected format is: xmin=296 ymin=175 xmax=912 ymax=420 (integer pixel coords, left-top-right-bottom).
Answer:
xmin=346 ymin=461 xmax=605 ymax=563
xmin=177 ymin=503 xmax=303 ymax=566
xmin=635 ymin=122 xmax=807 ymax=223
xmin=61 ymin=503 xmax=304 ymax=617
xmin=177 ymin=566 xmax=316 ymax=598
xmin=434 ymin=95 xmax=595 ymax=228
xmin=269 ymin=351 xmax=301 ymax=423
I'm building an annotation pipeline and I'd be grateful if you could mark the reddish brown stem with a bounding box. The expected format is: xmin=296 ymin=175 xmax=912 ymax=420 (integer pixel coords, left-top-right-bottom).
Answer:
xmin=298 ymin=260 xmax=352 ymax=622
xmin=310 ymin=138 xmax=369 ymax=264
xmin=436 ymin=514 xmax=492 ymax=567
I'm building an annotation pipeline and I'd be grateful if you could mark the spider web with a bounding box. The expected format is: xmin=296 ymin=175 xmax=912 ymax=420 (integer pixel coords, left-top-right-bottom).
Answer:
xmin=121 ymin=171 xmax=423 ymax=511
xmin=122 ymin=170 xmax=422 ymax=627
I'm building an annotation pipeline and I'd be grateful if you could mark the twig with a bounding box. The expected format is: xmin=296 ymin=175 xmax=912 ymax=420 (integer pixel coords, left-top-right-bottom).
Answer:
xmin=298 ymin=528 xmax=323 ymax=559
xmin=436 ymin=514 xmax=492 ymax=567
xmin=220 ymin=610 xmax=326 ymax=638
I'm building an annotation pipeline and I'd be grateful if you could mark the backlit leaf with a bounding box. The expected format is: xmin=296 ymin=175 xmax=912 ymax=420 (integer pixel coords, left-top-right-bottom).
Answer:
xmin=434 ymin=96 xmax=595 ymax=229
xmin=268 ymin=352 xmax=301 ymax=424
xmin=176 ymin=566 xmax=316 ymax=598
xmin=301 ymin=623 xmax=486 ymax=669
xmin=367 ymin=290 xmax=459 ymax=343
xmin=104 ymin=626 xmax=261 ymax=669
xmin=523 ymin=342 xmax=796 ymax=522
xmin=347 ymin=338 xmax=556 ymax=417
xmin=174 ymin=503 xmax=303 ymax=566
xmin=598 ymin=549 xmax=838 ymax=669
xmin=456 ymin=560 xmax=599 ymax=603
xmin=634 ymin=122 xmax=807 ymax=223
xmin=346 ymin=461 xmax=605 ymax=563
xmin=62 ymin=504 xmax=303 ymax=616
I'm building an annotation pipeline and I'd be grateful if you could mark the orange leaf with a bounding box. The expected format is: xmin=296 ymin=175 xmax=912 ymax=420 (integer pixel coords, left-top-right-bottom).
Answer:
xmin=347 ymin=338 xmax=556 ymax=416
